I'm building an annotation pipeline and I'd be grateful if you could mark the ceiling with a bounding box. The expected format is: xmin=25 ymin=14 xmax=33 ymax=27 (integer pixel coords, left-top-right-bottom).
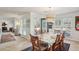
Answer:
xmin=0 ymin=7 xmax=79 ymax=15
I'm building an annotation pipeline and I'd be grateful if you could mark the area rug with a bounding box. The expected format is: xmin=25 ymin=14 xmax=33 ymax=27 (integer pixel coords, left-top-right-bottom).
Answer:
xmin=22 ymin=43 xmax=70 ymax=51
xmin=1 ymin=34 xmax=16 ymax=43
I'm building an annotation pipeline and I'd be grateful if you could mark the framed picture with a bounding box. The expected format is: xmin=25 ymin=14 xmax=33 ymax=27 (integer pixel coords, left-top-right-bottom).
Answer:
xmin=75 ymin=16 xmax=79 ymax=31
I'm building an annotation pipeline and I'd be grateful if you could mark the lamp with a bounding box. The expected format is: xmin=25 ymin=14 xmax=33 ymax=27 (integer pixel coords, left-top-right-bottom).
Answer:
xmin=34 ymin=26 xmax=40 ymax=35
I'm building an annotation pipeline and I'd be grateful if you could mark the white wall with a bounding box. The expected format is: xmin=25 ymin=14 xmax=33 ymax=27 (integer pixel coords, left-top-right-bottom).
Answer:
xmin=56 ymin=11 xmax=79 ymax=41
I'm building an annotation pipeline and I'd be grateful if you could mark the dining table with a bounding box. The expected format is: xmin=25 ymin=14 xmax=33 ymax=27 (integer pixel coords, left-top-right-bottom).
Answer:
xmin=31 ymin=32 xmax=57 ymax=50
xmin=37 ymin=32 xmax=57 ymax=48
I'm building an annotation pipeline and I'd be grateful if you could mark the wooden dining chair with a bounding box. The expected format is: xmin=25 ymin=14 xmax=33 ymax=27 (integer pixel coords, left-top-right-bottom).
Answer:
xmin=59 ymin=33 xmax=65 ymax=50
xmin=52 ymin=35 xmax=61 ymax=51
xmin=52 ymin=33 xmax=65 ymax=51
xmin=30 ymin=34 xmax=48 ymax=51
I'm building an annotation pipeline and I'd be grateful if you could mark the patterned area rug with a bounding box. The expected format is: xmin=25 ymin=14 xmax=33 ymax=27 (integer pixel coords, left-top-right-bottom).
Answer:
xmin=22 ymin=43 xmax=70 ymax=51
xmin=1 ymin=34 xmax=15 ymax=43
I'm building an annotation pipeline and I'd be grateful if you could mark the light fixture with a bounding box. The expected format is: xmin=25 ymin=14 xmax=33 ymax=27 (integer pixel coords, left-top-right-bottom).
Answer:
xmin=46 ymin=7 xmax=55 ymax=22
